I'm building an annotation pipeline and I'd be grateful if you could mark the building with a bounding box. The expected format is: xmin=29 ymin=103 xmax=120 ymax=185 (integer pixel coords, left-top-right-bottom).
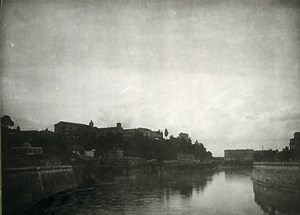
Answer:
xmin=55 ymin=121 xmax=123 ymax=136
xmin=54 ymin=121 xmax=90 ymax=135
xmin=290 ymin=132 xmax=300 ymax=151
xmin=123 ymin=128 xmax=136 ymax=140
xmin=178 ymin=132 xmax=189 ymax=142
xmin=290 ymin=132 xmax=300 ymax=161
xmin=224 ymin=149 xmax=254 ymax=161
xmin=253 ymin=150 xmax=278 ymax=162
xmin=84 ymin=149 xmax=96 ymax=157
xmin=136 ymin=128 xmax=163 ymax=140
xmin=54 ymin=121 xmax=125 ymax=158
xmin=123 ymin=127 xmax=163 ymax=140
xmin=8 ymin=130 xmax=40 ymax=143
xmin=97 ymin=122 xmax=123 ymax=136
xmin=11 ymin=143 xmax=43 ymax=157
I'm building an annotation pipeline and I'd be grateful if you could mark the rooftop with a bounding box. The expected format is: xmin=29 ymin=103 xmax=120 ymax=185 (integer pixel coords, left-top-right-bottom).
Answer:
xmin=225 ymin=149 xmax=254 ymax=151
xmin=54 ymin=121 xmax=88 ymax=127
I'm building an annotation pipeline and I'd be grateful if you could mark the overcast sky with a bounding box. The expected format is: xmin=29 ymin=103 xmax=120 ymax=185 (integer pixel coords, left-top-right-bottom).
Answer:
xmin=1 ymin=0 xmax=300 ymax=156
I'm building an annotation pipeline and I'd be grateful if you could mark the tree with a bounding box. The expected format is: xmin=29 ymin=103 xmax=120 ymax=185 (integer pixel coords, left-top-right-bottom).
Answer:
xmin=278 ymin=146 xmax=291 ymax=162
xmin=192 ymin=140 xmax=211 ymax=161
xmin=164 ymin=128 xmax=169 ymax=138
xmin=1 ymin=115 xmax=14 ymax=128
xmin=206 ymin=151 xmax=212 ymax=159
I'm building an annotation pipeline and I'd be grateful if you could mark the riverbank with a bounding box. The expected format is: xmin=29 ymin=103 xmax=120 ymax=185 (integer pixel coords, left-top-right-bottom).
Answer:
xmin=217 ymin=160 xmax=253 ymax=170
xmin=2 ymin=166 xmax=78 ymax=215
xmin=251 ymin=162 xmax=300 ymax=192
xmin=2 ymin=159 xmax=227 ymax=215
xmin=2 ymin=161 xmax=220 ymax=215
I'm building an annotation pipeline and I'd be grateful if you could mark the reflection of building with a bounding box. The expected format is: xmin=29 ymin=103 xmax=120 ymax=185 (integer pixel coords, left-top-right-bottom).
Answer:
xmin=103 ymin=148 xmax=124 ymax=161
xmin=11 ymin=143 xmax=43 ymax=157
xmin=224 ymin=149 xmax=254 ymax=161
xmin=177 ymin=154 xmax=195 ymax=165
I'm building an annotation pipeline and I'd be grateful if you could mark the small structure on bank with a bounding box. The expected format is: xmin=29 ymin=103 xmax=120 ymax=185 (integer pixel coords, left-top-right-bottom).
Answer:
xmin=177 ymin=153 xmax=195 ymax=165
xmin=84 ymin=149 xmax=96 ymax=158
xmin=11 ymin=143 xmax=43 ymax=156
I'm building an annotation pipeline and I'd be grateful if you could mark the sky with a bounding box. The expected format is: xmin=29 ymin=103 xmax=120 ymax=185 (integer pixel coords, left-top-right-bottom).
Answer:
xmin=1 ymin=0 xmax=300 ymax=156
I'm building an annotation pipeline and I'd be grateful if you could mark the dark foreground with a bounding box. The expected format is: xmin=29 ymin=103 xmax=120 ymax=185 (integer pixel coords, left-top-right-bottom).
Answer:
xmin=24 ymin=170 xmax=300 ymax=215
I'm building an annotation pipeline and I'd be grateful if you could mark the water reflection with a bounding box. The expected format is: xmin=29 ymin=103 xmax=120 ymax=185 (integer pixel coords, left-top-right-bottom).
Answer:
xmin=25 ymin=170 xmax=215 ymax=215
xmin=24 ymin=170 xmax=300 ymax=215
xmin=166 ymin=170 xmax=214 ymax=197
xmin=253 ymin=182 xmax=300 ymax=215
xmin=224 ymin=169 xmax=252 ymax=182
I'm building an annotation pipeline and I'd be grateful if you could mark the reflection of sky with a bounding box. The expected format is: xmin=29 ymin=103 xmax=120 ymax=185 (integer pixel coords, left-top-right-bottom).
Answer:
xmin=2 ymin=0 xmax=300 ymax=156
xmin=224 ymin=169 xmax=253 ymax=182
xmin=141 ymin=171 xmax=261 ymax=214
xmin=186 ymin=171 xmax=261 ymax=215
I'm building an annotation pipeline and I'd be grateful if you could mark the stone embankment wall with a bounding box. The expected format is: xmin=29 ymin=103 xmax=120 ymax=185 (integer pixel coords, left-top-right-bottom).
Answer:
xmin=2 ymin=166 xmax=78 ymax=215
xmin=252 ymin=162 xmax=300 ymax=192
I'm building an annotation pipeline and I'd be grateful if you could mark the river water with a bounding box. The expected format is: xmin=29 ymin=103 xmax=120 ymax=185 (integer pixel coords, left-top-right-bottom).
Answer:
xmin=25 ymin=169 xmax=300 ymax=215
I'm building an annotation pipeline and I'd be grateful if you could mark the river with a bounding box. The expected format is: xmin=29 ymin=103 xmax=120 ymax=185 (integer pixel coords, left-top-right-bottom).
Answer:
xmin=24 ymin=169 xmax=300 ymax=215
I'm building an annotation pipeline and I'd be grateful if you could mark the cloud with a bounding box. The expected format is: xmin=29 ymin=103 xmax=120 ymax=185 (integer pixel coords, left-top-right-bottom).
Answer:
xmin=270 ymin=108 xmax=300 ymax=122
xmin=1 ymin=0 xmax=300 ymax=157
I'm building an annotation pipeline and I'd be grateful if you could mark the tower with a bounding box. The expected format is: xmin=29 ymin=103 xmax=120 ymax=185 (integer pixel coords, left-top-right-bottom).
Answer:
xmin=89 ymin=120 xmax=94 ymax=128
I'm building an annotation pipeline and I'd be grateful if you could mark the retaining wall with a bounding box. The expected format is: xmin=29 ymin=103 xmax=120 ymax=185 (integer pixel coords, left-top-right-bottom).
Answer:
xmin=252 ymin=162 xmax=300 ymax=192
xmin=2 ymin=166 xmax=78 ymax=215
